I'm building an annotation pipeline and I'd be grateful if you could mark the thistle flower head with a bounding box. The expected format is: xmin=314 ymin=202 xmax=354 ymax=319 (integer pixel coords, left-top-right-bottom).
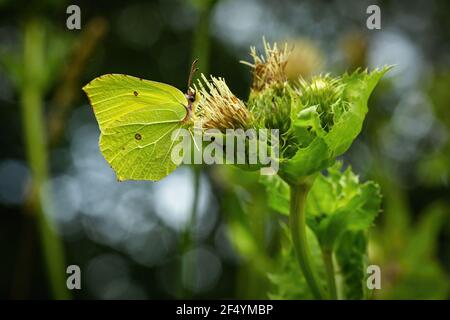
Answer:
xmin=241 ymin=38 xmax=291 ymax=92
xmin=276 ymin=68 xmax=389 ymax=183
xmin=297 ymin=75 xmax=346 ymax=132
xmin=195 ymin=74 xmax=253 ymax=131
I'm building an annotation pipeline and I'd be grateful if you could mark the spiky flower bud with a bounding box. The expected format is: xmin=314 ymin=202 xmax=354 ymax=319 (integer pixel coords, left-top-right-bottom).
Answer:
xmin=241 ymin=39 xmax=290 ymax=92
xmin=241 ymin=40 xmax=296 ymax=158
xmin=195 ymin=74 xmax=253 ymax=131
xmin=296 ymin=75 xmax=346 ymax=132
xmin=249 ymin=83 xmax=298 ymax=158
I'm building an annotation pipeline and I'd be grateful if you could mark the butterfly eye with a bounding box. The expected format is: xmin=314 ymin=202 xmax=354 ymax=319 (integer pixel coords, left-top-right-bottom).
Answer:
xmin=187 ymin=90 xmax=196 ymax=103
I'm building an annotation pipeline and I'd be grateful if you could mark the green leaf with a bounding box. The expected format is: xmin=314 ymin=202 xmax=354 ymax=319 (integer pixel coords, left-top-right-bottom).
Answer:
xmin=335 ymin=231 xmax=368 ymax=299
xmin=279 ymin=137 xmax=334 ymax=180
xmin=307 ymin=164 xmax=382 ymax=250
xmin=259 ymin=174 xmax=290 ymax=215
xmin=323 ymin=67 xmax=390 ymax=156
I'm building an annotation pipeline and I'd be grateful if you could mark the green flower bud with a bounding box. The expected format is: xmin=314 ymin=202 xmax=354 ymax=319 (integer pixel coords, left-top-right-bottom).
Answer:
xmin=280 ymin=68 xmax=390 ymax=185
xmin=248 ymin=83 xmax=298 ymax=159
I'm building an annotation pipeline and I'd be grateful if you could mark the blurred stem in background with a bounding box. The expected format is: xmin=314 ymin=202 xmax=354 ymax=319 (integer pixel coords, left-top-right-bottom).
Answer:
xmin=191 ymin=0 xmax=215 ymax=77
xmin=11 ymin=15 xmax=107 ymax=299
xmin=233 ymin=187 xmax=275 ymax=298
xmin=180 ymin=0 xmax=216 ymax=297
xmin=48 ymin=17 xmax=108 ymax=146
xmin=214 ymin=168 xmax=276 ymax=299
xmin=20 ymin=18 xmax=69 ymax=299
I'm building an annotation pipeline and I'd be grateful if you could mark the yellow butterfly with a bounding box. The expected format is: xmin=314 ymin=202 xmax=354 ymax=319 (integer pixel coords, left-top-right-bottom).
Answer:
xmin=83 ymin=61 xmax=199 ymax=181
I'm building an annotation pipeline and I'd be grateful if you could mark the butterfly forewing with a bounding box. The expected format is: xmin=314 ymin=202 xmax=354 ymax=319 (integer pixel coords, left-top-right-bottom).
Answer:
xmin=83 ymin=74 xmax=187 ymax=131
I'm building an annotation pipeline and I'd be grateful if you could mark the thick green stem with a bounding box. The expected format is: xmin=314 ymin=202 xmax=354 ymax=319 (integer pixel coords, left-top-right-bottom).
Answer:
xmin=21 ymin=18 xmax=69 ymax=300
xmin=289 ymin=184 xmax=325 ymax=300
xmin=322 ymin=249 xmax=338 ymax=299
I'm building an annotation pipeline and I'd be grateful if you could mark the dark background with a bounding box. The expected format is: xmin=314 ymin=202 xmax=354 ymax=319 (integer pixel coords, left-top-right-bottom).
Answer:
xmin=0 ymin=0 xmax=449 ymax=299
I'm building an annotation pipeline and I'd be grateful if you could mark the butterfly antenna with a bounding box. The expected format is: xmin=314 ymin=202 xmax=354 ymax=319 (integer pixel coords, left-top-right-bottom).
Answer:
xmin=187 ymin=59 xmax=199 ymax=90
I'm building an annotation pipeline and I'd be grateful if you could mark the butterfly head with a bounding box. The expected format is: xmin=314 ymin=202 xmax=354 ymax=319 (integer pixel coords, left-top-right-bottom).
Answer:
xmin=182 ymin=87 xmax=200 ymax=124
xmin=186 ymin=88 xmax=196 ymax=103
xmin=186 ymin=88 xmax=200 ymax=110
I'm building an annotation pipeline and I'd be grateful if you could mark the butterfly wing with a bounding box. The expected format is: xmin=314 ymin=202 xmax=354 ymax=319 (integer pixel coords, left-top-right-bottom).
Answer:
xmin=83 ymin=74 xmax=188 ymax=181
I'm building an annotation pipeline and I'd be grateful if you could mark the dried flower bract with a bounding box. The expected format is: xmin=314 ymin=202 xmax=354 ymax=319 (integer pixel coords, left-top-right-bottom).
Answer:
xmin=241 ymin=38 xmax=291 ymax=92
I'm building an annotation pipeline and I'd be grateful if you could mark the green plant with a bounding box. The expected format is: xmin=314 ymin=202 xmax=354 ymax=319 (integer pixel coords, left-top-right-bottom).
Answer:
xmin=85 ymin=39 xmax=388 ymax=300
xmin=241 ymin=41 xmax=388 ymax=299
xmin=262 ymin=163 xmax=381 ymax=299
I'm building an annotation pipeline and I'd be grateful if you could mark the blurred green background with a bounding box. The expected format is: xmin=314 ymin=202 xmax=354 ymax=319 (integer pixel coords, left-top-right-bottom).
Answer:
xmin=0 ymin=0 xmax=449 ymax=299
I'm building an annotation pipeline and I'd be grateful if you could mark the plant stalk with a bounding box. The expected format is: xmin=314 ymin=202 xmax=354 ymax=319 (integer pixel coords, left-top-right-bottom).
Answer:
xmin=289 ymin=183 xmax=325 ymax=300
xmin=322 ymin=249 xmax=338 ymax=299
xmin=21 ymin=18 xmax=69 ymax=300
